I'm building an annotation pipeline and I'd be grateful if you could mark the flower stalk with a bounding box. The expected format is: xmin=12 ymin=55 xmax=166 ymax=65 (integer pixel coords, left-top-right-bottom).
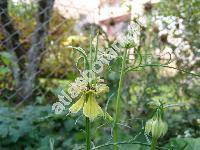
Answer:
xmin=86 ymin=116 xmax=91 ymax=150
xmin=150 ymin=137 xmax=157 ymax=150
xmin=86 ymin=32 xmax=93 ymax=150
xmin=113 ymin=48 xmax=128 ymax=150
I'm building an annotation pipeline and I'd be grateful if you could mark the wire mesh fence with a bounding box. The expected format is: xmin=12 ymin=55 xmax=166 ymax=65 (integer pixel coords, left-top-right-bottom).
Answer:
xmin=0 ymin=0 xmax=87 ymax=102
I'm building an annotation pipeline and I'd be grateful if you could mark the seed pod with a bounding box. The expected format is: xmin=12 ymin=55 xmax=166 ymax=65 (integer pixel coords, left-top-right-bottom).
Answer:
xmin=145 ymin=118 xmax=168 ymax=139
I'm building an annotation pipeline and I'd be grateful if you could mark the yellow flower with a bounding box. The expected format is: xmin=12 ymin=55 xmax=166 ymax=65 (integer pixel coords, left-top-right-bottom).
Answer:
xmin=69 ymin=93 xmax=104 ymax=121
xmin=83 ymin=93 xmax=104 ymax=120
xmin=69 ymin=94 xmax=85 ymax=113
xmin=69 ymin=80 xmax=112 ymax=121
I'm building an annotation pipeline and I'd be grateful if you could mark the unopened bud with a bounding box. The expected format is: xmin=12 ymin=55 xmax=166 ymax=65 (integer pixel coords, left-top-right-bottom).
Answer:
xmin=145 ymin=118 xmax=168 ymax=139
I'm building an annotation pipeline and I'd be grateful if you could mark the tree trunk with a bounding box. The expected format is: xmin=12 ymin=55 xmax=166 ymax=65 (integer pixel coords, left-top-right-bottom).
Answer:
xmin=24 ymin=0 xmax=55 ymax=100
xmin=0 ymin=0 xmax=26 ymax=100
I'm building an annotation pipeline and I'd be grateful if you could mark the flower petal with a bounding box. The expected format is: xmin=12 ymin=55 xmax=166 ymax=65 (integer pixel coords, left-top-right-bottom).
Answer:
xmin=69 ymin=95 xmax=84 ymax=113
xmin=83 ymin=95 xmax=103 ymax=120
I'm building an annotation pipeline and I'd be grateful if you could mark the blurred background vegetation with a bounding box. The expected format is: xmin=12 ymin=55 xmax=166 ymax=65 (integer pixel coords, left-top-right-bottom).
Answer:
xmin=0 ymin=0 xmax=199 ymax=149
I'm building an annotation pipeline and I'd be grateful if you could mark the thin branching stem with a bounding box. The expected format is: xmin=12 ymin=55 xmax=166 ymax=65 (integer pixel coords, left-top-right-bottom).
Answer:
xmin=125 ymin=64 xmax=200 ymax=77
xmin=92 ymin=140 xmax=167 ymax=150
xmin=113 ymin=48 xmax=128 ymax=150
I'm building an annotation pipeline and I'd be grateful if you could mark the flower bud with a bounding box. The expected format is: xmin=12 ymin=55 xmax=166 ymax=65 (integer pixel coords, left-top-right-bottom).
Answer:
xmin=145 ymin=118 xmax=168 ymax=139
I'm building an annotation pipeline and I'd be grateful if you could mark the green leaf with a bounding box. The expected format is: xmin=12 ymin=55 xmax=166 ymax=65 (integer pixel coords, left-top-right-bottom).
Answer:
xmin=165 ymin=138 xmax=200 ymax=150
xmin=0 ymin=66 xmax=10 ymax=75
xmin=0 ymin=52 xmax=12 ymax=65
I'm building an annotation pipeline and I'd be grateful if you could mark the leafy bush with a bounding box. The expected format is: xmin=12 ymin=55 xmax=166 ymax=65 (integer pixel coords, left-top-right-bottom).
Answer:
xmin=0 ymin=105 xmax=85 ymax=149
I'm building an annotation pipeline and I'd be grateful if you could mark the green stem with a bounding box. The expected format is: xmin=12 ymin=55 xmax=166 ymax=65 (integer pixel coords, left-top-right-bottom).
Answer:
xmin=92 ymin=140 xmax=168 ymax=150
xmin=94 ymin=30 xmax=99 ymax=62
xmin=85 ymin=31 xmax=93 ymax=150
xmin=86 ymin=117 xmax=91 ymax=150
xmin=150 ymin=137 xmax=157 ymax=150
xmin=113 ymin=48 xmax=128 ymax=150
